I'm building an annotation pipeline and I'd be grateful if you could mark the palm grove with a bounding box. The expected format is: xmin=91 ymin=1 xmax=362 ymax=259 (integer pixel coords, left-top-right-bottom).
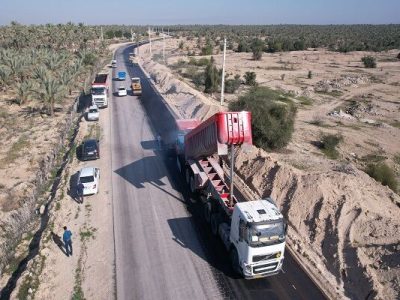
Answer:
xmin=0 ymin=22 xmax=110 ymax=116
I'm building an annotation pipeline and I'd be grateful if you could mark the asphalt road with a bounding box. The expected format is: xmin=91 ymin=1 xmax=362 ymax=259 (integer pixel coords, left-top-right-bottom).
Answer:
xmin=111 ymin=44 xmax=328 ymax=300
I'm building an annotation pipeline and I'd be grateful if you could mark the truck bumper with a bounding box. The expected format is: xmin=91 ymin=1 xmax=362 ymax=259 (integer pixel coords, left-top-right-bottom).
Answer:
xmin=242 ymin=259 xmax=283 ymax=279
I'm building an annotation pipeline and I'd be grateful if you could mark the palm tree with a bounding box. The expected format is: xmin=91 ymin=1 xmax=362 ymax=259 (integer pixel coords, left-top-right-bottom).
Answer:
xmin=15 ymin=80 xmax=33 ymax=105
xmin=33 ymin=66 xmax=48 ymax=82
xmin=35 ymin=77 xmax=66 ymax=116
xmin=0 ymin=67 xmax=11 ymax=91
xmin=5 ymin=56 xmax=26 ymax=82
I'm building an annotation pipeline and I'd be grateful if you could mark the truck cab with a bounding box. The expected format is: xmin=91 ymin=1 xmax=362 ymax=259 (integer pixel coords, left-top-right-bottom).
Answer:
xmin=91 ymin=73 xmax=109 ymax=108
xmin=227 ymin=200 xmax=286 ymax=278
xmin=118 ymin=71 xmax=126 ymax=81
xmin=131 ymin=77 xmax=142 ymax=96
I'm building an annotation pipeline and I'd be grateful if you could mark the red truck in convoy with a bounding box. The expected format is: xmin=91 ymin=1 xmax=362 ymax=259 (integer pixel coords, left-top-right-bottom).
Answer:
xmin=174 ymin=111 xmax=287 ymax=279
xmin=91 ymin=73 xmax=109 ymax=108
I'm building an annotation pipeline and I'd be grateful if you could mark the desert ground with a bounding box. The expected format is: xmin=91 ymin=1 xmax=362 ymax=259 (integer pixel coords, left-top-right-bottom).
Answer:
xmin=137 ymin=36 xmax=400 ymax=300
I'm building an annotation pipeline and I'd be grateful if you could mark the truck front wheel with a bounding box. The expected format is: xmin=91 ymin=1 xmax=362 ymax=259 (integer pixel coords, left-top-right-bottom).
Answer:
xmin=210 ymin=213 xmax=221 ymax=236
xmin=230 ymin=248 xmax=241 ymax=275
xmin=189 ymin=175 xmax=199 ymax=195
xmin=203 ymin=201 xmax=212 ymax=223
xmin=185 ymin=167 xmax=191 ymax=184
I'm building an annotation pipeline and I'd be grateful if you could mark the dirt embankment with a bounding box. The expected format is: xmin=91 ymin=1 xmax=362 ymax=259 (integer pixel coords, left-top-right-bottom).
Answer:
xmin=138 ymin=39 xmax=400 ymax=300
xmin=139 ymin=54 xmax=222 ymax=120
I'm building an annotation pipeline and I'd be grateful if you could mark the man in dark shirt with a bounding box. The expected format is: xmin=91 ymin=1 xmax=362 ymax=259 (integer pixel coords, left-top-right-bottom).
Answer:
xmin=63 ymin=226 xmax=73 ymax=256
xmin=77 ymin=182 xmax=84 ymax=204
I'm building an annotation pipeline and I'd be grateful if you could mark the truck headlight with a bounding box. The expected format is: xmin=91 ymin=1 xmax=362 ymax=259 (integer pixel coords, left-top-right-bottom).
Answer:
xmin=275 ymin=252 xmax=281 ymax=258
xmin=243 ymin=264 xmax=252 ymax=275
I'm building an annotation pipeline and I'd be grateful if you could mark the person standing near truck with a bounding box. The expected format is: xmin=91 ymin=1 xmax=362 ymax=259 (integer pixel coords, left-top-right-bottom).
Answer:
xmin=77 ymin=182 xmax=84 ymax=204
xmin=63 ymin=226 xmax=73 ymax=257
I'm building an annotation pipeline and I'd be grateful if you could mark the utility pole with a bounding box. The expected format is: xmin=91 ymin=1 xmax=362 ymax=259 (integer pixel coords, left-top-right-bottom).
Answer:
xmin=220 ymin=37 xmax=227 ymax=106
xmin=130 ymin=29 xmax=134 ymax=42
xmin=162 ymin=28 xmax=165 ymax=63
xmin=100 ymin=26 xmax=104 ymax=41
xmin=148 ymin=27 xmax=152 ymax=57
xmin=136 ymin=34 xmax=140 ymax=55
xmin=229 ymin=143 xmax=235 ymax=207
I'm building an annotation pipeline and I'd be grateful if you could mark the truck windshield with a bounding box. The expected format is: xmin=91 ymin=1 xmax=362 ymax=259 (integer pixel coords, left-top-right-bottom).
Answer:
xmin=132 ymin=78 xmax=140 ymax=84
xmin=247 ymin=220 xmax=285 ymax=247
xmin=91 ymin=88 xmax=105 ymax=95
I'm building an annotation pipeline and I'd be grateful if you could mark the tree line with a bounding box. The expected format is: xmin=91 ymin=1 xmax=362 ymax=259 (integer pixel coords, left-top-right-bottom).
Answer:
xmin=171 ymin=24 xmax=400 ymax=53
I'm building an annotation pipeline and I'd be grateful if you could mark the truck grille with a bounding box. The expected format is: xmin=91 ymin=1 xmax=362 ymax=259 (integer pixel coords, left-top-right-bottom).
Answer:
xmin=253 ymin=253 xmax=276 ymax=262
xmin=253 ymin=262 xmax=279 ymax=274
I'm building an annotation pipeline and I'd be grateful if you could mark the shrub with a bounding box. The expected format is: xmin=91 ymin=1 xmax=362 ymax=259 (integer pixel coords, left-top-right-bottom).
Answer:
xmin=244 ymin=71 xmax=257 ymax=86
xmin=224 ymin=74 xmax=241 ymax=93
xmin=237 ymin=40 xmax=250 ymax=52
xmin=308 ymin=70 xmax=313 ymax=79
xmin=188 ymin=57 xmax=209 ymax=66
xmin=179 ymin=41 xmax=184 ymax=49
xmin=394 ymin=153 xmax=400 ymax=165
xmin=201 ymin=43 xmax=213 ymax=55
xmin=320 ymin=134 xmax=343 ymax=159
xmin=229 ymin=87 xmax=296 ymax=150
xmin=191 ymin=72 xmax=205 ymax=88
xmin=251 ymin=38 xmax=264 ymax=60
xmin=81 ymin=52 xmax=97 ymax=66
xmin=366 ymin=163 xmax=398 ymax=192
xmin=361 ymin=56 xmax=377 ymax=68
xmin=204 ymin=57 xmax=220 ymax=93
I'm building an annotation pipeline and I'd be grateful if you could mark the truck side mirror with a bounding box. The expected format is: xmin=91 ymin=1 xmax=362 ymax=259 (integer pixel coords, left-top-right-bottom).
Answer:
xmin=284 ymin=222 xmax=288 ymax=234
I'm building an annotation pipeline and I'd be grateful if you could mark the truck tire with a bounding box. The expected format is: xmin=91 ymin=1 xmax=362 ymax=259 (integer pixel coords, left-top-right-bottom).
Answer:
xmin=210 ymin=213 xmax=221 ymax=236
xmin=204 ymin=201 xmax=212 ymax=223
xmin=189 ymin=175 xmax=197 ymax=194
xmin=230 ymin=248 xmax=241 ymax=275
xmin=185 ymin=167 xmax=191 ymax=184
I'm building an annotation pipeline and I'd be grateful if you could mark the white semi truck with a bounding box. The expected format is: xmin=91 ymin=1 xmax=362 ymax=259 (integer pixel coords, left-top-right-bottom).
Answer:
xmin=175 ymin=112 xmax=287 ymax=279
xmin=91 ymin=73 xmax=109 ymax=108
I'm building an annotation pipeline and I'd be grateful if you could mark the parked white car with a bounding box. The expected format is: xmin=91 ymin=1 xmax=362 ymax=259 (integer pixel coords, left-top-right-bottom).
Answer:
xmin=78 ymin=167 xmax=100 ymax=195
xmin=118 ymin=86 xmax=127 ymax=97
xmin=87 ymin=105 xmax=99 ymax=121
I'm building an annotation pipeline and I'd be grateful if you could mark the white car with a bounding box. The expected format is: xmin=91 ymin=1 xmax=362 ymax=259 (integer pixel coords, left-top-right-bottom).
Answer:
xmin=111 ymin=59 xmax=117 ymax=68
xmin=118 ymin=87 xmax=127 ymax=97
xmin=87 ymin=105 xmax=99 ymax=121
xmin=78 ymin=167 xmax=100 ymax=195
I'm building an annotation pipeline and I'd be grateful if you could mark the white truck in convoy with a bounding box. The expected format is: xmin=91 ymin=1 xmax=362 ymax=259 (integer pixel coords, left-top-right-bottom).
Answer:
xmin=91 ymin=73 xmax=109 ymax=108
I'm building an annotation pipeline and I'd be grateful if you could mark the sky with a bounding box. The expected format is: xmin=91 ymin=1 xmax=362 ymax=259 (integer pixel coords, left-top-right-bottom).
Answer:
xmin=0 ymin=0 xmax=399 ymax=25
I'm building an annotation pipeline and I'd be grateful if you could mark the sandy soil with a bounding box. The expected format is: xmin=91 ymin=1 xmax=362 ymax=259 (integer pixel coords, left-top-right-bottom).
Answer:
xmin=137 ymin=37 xmax=400 ymax=300
xmin=9 ymin=99 xmax=115 ymax=299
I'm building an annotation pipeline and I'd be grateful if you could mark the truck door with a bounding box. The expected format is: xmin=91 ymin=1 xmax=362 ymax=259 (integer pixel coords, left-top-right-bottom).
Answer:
xmin=236 ymin=219 xmax=249 ymax=265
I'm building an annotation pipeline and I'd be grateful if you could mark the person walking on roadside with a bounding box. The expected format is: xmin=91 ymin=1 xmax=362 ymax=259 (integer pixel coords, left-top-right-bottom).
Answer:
xmin=156 ymin=135 xmax=162 ymax=150
xmin=63 ymin=226 xmax=73 ymax=257
xmin=77 ymin=181 xmax=84 ymax=204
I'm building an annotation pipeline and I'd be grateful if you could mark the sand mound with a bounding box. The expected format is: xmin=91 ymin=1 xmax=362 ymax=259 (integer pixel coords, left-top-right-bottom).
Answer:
xmin=140 ymin=54 xmax=221 ymax=120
